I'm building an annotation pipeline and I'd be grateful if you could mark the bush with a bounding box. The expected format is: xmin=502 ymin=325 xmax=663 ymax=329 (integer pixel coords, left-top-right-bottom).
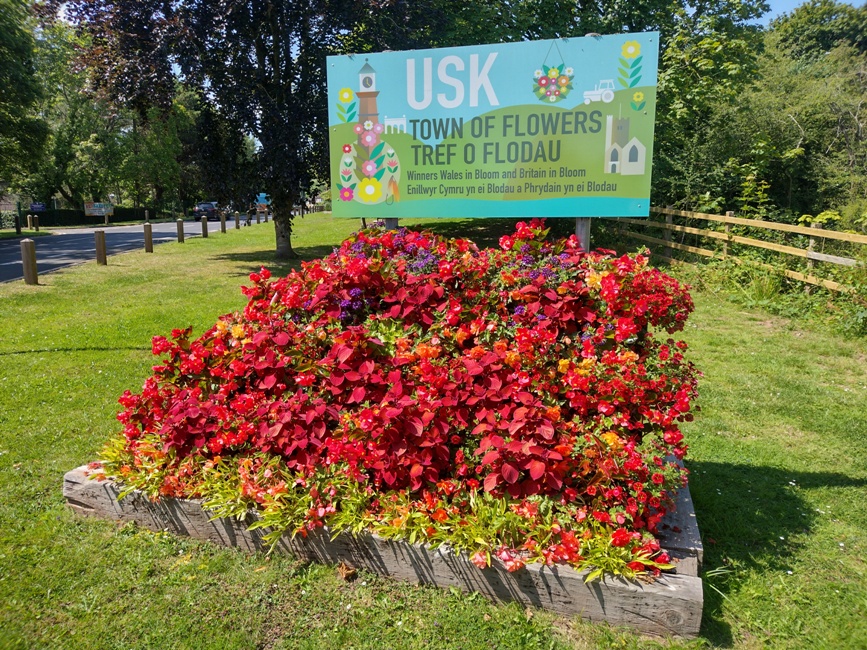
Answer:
xmin=99 ymin=220 xmax=699 ymax=579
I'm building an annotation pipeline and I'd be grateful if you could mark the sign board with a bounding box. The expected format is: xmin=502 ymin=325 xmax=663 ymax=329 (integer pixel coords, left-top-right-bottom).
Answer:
xmin=326 ymin=32 xmax=659 ymax=219
xmin=256 ymin=193 xmax=270 ymax=213
xmin=84 ymin=202 xmax=114 ymax=217
xmin=29 ymin=202 xmax=46 ymax=212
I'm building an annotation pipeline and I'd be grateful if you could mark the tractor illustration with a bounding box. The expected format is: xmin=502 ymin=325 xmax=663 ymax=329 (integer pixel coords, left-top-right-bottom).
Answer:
xmin=583 ymin=79 xmax=616 ymax=104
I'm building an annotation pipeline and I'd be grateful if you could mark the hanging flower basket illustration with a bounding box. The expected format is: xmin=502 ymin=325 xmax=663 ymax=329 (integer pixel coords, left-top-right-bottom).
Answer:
xmin=338 ymin=135 xmax=401 ymax=206
xmin=532 ymin=42 xmax=574 ymax=104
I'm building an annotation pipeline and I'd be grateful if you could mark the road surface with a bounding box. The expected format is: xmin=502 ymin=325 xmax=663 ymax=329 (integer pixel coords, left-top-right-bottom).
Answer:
xmin=0 ymin=219 xmax=239 ymax=283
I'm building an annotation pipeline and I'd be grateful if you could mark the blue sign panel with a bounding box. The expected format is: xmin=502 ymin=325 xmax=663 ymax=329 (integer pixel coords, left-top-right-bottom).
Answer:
xmin=326 ymin=33 xmax=659 ymax=219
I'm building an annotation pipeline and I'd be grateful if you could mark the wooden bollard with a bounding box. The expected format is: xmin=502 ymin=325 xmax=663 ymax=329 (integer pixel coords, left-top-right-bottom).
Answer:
xmin=256 ymin=212 xmax=261 ymax=224
xmin=201 ymin=217 xmax=208 ymax=238
xmin=21 ymin=238 xmax=38 ymax=285
xmin=26 ymin=214 xmax=32 ymax=229
xmin=176 ymin=219 xmax=185 ymax=243
xmin=33 ymin=215 xmax=39 ymax=231
xmin=234 ymin=211 xmax=240 ymax=230
xmin=144 ymin=222 xmax=153 ymax=253
xmin=264 ymin=212 xmax=269 ymax=223
xmin=220 ymin=211 xmax=226 ymax=233
xmin=95 ymin=230 xmax=107 ymax=265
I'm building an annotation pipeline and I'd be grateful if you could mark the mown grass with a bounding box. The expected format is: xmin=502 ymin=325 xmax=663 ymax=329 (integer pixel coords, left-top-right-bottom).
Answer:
xmin=0 ymin=214 xmax=865 ymax=649
xmin=0 ymin=229 xmax=51 ymax=240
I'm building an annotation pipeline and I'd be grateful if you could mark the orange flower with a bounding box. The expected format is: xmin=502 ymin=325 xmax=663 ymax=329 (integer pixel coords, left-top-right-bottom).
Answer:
xmin=493 ymin=340 xmax=508 ymax=355
xmin=545 ymin=405 xmax=561 ymax=422
xmin=431 ymin=508 xmax=449 ymax=522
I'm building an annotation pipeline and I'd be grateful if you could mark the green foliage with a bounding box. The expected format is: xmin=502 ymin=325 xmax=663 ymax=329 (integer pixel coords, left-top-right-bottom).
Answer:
xmin=0 ymin=0 xmax=48 ymax=180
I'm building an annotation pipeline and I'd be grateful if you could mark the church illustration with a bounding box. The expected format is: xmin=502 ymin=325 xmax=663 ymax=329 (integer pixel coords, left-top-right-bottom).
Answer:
xmin=603 ymin=116 xmax=646 ymax=176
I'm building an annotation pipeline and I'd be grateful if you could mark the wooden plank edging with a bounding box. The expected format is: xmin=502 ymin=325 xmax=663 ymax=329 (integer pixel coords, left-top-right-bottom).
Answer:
xmin=63 ymin=465 xmax=703 ymax=638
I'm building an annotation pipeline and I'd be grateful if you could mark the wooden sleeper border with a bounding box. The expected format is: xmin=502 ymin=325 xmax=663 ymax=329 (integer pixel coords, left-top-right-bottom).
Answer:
xmin=63 ymin=465 xmax=703 ymax=637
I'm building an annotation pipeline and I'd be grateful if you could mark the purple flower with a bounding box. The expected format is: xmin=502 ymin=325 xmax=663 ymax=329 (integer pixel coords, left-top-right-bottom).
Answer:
xmin=514 ymin=305 xmax=526 ymax=316
xmin=528 ymin=270 xmax=541 ymax=280
xmin=521 ymin=255 xmax=534 ymax=266
xmin=520 ymin=244 xmax=531 ymax=254
xmin=349 ymin=287 xmax=362 ymax=298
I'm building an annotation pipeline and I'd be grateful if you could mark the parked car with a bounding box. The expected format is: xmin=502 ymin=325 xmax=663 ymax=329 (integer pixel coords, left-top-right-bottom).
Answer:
xmin=192 ymin=202 xmax=219 ymax=221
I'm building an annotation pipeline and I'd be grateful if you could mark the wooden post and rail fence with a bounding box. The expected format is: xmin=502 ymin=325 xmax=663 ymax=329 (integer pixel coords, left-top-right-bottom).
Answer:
xmin=618 ymin=207 xmax=867 ymax=293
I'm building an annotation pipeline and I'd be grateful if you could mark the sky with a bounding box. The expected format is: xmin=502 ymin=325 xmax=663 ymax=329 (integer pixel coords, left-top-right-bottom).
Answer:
xmin=765 ymin=0 xmax=807 ymax=21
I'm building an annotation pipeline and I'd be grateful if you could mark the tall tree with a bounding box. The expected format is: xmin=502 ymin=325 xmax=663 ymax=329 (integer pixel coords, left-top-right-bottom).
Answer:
xmin=0 ymin=0 xmax=47 ymax=184
xmin=174 ymin=1 xmax=357 ymax=258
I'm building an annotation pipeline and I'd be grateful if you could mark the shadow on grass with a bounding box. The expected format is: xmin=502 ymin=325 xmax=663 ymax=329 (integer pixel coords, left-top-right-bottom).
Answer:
xmin=0 ymin=346 xmax=150 ymax=356
xmin=689 ymin=460 xmax=867 ymax=646
xmin=212 ymin=245 xmax=338 ymax=278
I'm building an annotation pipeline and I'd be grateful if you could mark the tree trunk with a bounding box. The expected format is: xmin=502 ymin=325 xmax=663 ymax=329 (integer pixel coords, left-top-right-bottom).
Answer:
xmin=274 ymin=209 xmax=296 ymax=259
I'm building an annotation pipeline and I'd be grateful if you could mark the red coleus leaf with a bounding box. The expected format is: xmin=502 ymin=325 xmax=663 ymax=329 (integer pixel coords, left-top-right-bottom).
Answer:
xmin=528 ymin=460 xmax=546 ymax=481
xmin=483 ymin=473 xmax=500 ymax=492
xmin=261 ymin=374 xmax=277 ymax=389
xmin=501 ymin=462 xmax=520 ymax=484
xmin=273 ymin=332 xmax=290 ymax=346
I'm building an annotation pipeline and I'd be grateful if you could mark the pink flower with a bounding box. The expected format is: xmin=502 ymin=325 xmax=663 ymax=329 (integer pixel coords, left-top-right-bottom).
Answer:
xmin=353 ymin=124 xmax=364 ymax=134
xmin=360 ymin=130 xmax=379 ymax=147
xmin=373 ymin=123 xmax=384 ymax=134
xmin=339 ymin=187 xmax=354 ymax=202
xmin=470 ymin=551 xmax=488 ymax=568
xmin=362 ymin=160 xmax=378 ymax=177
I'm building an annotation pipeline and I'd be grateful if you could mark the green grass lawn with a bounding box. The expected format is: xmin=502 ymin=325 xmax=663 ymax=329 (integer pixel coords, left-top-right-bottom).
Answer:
xmin=0 ymin=215 xmax=865 ymax=649
xmin=0 ymin=229 xmax=51 ymax=240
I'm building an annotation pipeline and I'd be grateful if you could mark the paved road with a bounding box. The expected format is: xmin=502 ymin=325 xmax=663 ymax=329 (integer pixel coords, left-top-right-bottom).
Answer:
xmin=0 ymin=219 xmax=239 ymax=283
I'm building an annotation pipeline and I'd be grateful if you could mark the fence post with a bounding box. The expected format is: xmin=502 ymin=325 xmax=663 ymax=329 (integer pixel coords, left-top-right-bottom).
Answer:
xmin=256 ymin=211 xmax=261 ymax=225
xmin=234 ymin=211 xmax=240 ymax=230
xmin=807 ymin=221 xmax=823 ymax=273
xmin=176 ymin=218 xmax=185 ymax=243
xmin=104 ymin=212 xmax=109 ymax=226
xmin=724 ymin=211 xmax=734 ymax=259
xmin=220 ymin=211 xmax=226 ymax=233
xmin=33 ymin=215 xmax=39 ymax=231
xmin=26 ymin=214 xmax=32 ymax=229
xmin=95 ymin=230 xmax=107 ymax=265
xmin=144 ymin=222 xmax=153 ymax=252
xmin=21 ymin=239 xmax=38 ymax=285
xmin=201 ymin=217 xmax=209 ymax=238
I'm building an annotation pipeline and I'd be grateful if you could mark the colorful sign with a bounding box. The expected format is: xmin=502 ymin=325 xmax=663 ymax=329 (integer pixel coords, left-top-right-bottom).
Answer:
xmin=326 ymin=33 xmax=659 ymax=219
xmin=29 ymin=202 xmax=46 ymax=212
xmin=84 ymin=202 xmax=114 ymax=217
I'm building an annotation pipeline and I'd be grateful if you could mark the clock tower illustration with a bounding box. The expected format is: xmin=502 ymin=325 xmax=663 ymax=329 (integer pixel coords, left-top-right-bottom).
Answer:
xmin=356 ymin=60 xmax=380 ymax=147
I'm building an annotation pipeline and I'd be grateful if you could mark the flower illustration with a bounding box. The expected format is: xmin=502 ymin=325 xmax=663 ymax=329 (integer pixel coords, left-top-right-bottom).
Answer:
xmin=539 ymin=76 xmax=549 ymax=87
xmin=362 ymin=160 xmax=378 ymax=177
xmin=358 ymin=177 xmax=382 ymax=202
xmin=633 ymin=91 xmax=645 ymax=102
xmin=338 ymin=88 xmax=354 ymax=103
xmin=363 ymin=120 xmax=374 ymax=131
xmin=360 ymin=130 xmax=379 ymax=148
xmin=548 ymin=68 xmax=559 ymax=79
xmin=621 ymin=41 xmax=641 ymax=59
xmin=354 ymin=124 xmax=364 ymax=134
xmin=565 ymin=67 xmax=574 ymax=75
xmin=342 ymin=144 xmax=353 ymax=154
xmin=558 ymin=75 xmax=570 ymax=87
xmin=339 ymin=187 xmax=354 ymax=202
xmin=534 ymin=69 xmax=543 ymax=78
xmin=373 ymin=123 xmax=384 ymax=134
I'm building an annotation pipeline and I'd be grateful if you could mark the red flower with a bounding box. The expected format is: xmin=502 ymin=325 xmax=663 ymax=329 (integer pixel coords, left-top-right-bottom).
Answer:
xmin=611 ymin=528 xmax=631 ymax=547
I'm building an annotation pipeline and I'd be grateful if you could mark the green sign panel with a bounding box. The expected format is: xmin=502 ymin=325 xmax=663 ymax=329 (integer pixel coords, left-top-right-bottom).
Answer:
xmin=326 ymin=33 xmax=659 ymax=219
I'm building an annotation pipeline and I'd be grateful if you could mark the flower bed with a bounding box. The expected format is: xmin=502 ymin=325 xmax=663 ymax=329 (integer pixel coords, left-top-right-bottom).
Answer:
xmin=98 ymin=219 xmax=699 ymax=583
